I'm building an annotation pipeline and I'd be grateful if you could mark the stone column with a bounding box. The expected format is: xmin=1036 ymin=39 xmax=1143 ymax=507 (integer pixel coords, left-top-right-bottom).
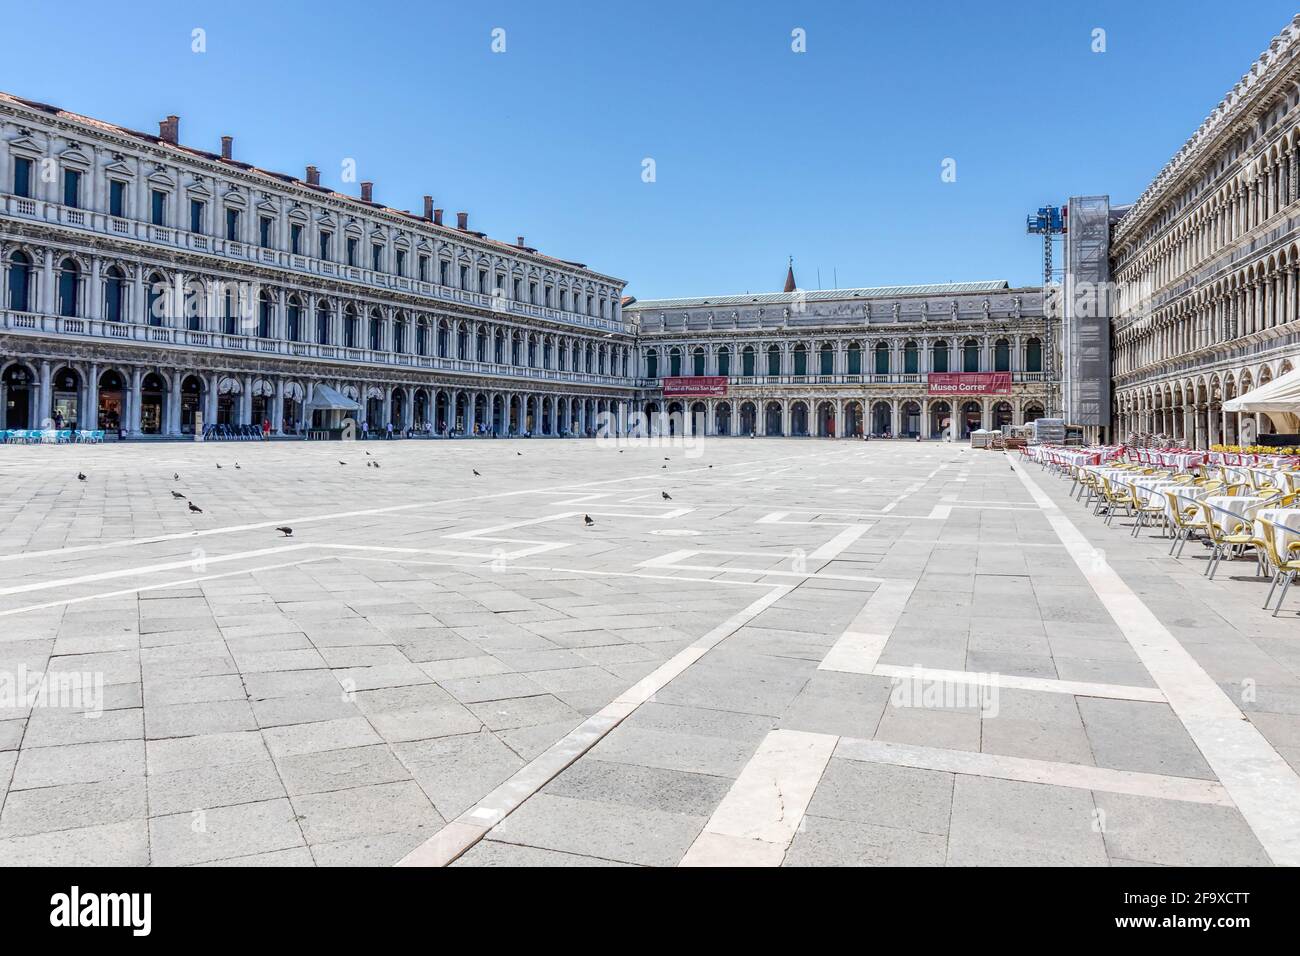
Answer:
xmin=128 ymin=366 xmax=143 ymax=436
xmin=272 ymin=378 xmax=285 ymax=436
xmin=85 ymin=362 xmax=99 ymax=430
xmin=37 ymin=360 xmax=52 ymax=428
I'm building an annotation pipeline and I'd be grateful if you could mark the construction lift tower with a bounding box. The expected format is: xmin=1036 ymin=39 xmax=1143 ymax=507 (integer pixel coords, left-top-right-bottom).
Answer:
xmin=1026 ymin=205 xmax=1066 ymax=415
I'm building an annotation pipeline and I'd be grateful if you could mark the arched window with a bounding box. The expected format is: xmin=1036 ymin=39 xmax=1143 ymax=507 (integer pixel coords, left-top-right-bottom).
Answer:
xmin=417 ymin=319 xmax=428 ymax=356
xmin=819 ymin=343 xmax=834 ymax=375
xmin=963 ymin=338 xmax=979 ymax=373
xmin=669 ymin=347 xmax=682 ymax=377
xmin=58 ymin=259 xmax=80 ymax=318
xmin=437 ymin=320 xmax=449 ymax=358
xmin=994 ymin=338 xmax=1010 ymax=372
xmin=368 ymin=310 xmax=382 ymax=351
xmin=767 ymin=344 xmax=781 ymax=376
xmin=257 ymin=289 xmax=273 ymax=338
xmin=692 ymin=347 xmax=705 ymax=376
xmin=932 ymin=340 xmax=949 ymax=373
xmin=7 ymin=252 xmax=32 ymax=312
xmin=742 ymin=345 xmax=755 ymax=377
xmin=286 ymin=296 xmax=302 ymax=342
xmin=316 ymin=303 xmax=331 ymax=344
xmin=394 ymin=315 xmax=407 ymax=354
xmin=104 ymin=266 xmax=125 ymax=322
xmin=793 ymin=343 xmax=807 ymax=377
xmin=146 ymin=272 xmax=167 ymax=327
xmin=646 ymin=349 xmax=659 ymax=379
xmin=344 ymin=307 xmax=358 ymax=348
xmin=847 ymin=341 xmax=862 ymax=375
xmin=1026 ymin=337 xmax=1043 ymax=373
xmin=717 ymin=346 xmax=731 ymax=377
xmin=904 ymin=340 xmax=919 ymax=375
xmin=222 ymin=286 xmax=238 ymax=335
xmin=459 ymin=323 xmax=470 ymax=360
xmin=873 ymin=342 xmax=889 ymax=375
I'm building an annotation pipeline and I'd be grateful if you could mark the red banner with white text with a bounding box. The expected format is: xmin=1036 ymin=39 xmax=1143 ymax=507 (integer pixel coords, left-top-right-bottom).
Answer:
xmin=927 ymin=372 xmax=1012 ymax=396
xmin=661 ymin=376 xmax=728 ymax=397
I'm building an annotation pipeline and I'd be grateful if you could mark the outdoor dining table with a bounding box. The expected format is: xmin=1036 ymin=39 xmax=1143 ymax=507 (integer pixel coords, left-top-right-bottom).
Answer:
xmin=1201 ymin=495 xmax=1270 ymax=533
xmin=1162 ymin=484 xmax=1212 ymax=523
xmin=1254 ymin=507 xmax=1300 ymax=555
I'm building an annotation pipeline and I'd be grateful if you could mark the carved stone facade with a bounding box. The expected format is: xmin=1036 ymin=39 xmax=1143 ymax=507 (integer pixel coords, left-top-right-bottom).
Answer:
xmin=625 ymin=282 xmax=1058 ymax=439
xmin=0 ymin=92 xmax=633 ymax=437
xmin=1111 ymin=14 xmax=1300 ymax=447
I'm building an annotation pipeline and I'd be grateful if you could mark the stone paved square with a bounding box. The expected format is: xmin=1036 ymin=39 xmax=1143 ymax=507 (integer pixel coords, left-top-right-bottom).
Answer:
xmin=0 ymin=437 xmax=1297 ymax=866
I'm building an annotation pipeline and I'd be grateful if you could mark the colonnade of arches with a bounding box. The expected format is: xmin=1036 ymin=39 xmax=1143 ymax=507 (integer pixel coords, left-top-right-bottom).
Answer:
xmin=1115 ymin=358 xmax=1300 ymax=448
xmin=633 ymin=396 xmax=1047 ymax=438
xmin=0 ymin=356 xmax=627 ymax=438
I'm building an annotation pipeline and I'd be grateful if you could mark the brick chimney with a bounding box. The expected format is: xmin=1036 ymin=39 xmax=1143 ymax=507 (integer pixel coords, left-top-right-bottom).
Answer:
xmin=220 ymin=136 xmax=232 ymax=160
xmin=517 ymin=236 xmax=525 ymax=248
xmin=305 ymin=165 xmax=320 ymax=186
xmin=360 ymin=181 xmax=373 ymax=203
xmin=159 ymin=115 xmax=180 ymax=144
xmin=456 ymin=212 xmax=468 ymax=230
xmin=433 ymin=208 xmax=443 ymax=226
xmin=423 ymin=196 xmax=434 ymax=220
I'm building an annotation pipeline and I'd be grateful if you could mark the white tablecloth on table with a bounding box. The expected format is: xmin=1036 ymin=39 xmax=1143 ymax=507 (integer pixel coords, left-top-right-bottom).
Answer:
xmin=1202 ymin=495 xmax=1268 ymax=533
xmin=1160 ymin=484 xmax=1211 ymax=523
xmin=1254 ymin=508 xmax=1300 ymax=556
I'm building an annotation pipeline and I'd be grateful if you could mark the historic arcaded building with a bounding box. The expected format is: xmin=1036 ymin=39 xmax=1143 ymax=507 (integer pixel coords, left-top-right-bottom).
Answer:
xmin=624 ymin=269 xmax=1058 ymax=439
xmin=1111 ymin=15 xmax=1300 ymax=447
xmin=0 ymin=92 xmax=633 ymax=438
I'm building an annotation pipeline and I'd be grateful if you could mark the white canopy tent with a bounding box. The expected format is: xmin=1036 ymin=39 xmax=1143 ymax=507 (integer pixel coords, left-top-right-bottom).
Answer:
xmin=1224 ymin=367 xmax=1300 ymax=438
xmin=304 ymin=384 xmax=362 ymax=413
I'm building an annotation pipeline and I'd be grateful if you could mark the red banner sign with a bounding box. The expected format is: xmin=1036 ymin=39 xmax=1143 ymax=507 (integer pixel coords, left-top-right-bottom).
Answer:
xmin=662 ymin=376 xmax=728 ymax=397
xmin=927 ymin=372 xmax=1012 ymax=396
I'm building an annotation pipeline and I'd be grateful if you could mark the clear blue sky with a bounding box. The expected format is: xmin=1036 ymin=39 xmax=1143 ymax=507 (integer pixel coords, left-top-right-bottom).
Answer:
xmin=2 ymin=0 xmax=1296 ymax=298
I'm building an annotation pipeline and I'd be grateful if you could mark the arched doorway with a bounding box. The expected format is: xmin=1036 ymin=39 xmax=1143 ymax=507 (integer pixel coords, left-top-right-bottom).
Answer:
xmin=844 ymin=401 xmax=863 ymax=438
xmin=690 ymin=401 xmax=706 ymax=436
xmin=180 ymin=374 xmax=204 ymax=435
xmin=282 ymin=382 xmax=304 ymax=435
xmin=871 ymin=401 xmax=892 ymax=437
xmin=390 ymin=388 xmax=405 ymax=432
xmin=414 ymin=389 xmax=430 ymax=429
xmin=217 ymin=377 xmax=240 ymax=426
xmin=51 ymin=367 xmax=82 ymax=429
xmin=992 ymin=401 xmax=1013 ymax=430
xmin=901 ymin=401 xmax=921 ymax=437
xmin=790 ymin=402 xmax=809 ymax=436
xmin=365 ymin=391 xmax=383 ymax=430
xmin=1023 ymin=402 xmax=1045 ymax=424
xmin=3 ymin=363 xmax=35 ymax=428
xmin=816 ymin=401 xmax=835 ymax=437
xmin=764 ymin=401 xmax=783 ymax=436
xmin=140 ymin=372 xmax=167 ymax=434
xmin=716 ymin=402 xmax=732 ymax=436
xmin=666 ymin=401 xmax=684 ymax=437
xmin=98 ymin=369 xmax=127 ymax=432
xmin=251 ymin=380 xmax=274 ymax=432
xmin=435 ymin=392 xmax=450 ymax=433
xmin=476 ymin=394 xmax=490 ymax=435
xmin=739 ymin=402 xmax=756 ymax=436
xmin=960 ymin=401 xmax=982 ymax=438
xmin=929 ymin=401 xmax=952 ymax=440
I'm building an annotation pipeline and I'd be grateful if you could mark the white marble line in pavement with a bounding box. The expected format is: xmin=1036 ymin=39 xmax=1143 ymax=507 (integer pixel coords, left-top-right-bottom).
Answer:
xmin=1011 ymin=456 xmax=1300 ymax=866
xmin=819 ymin=579 xmax=917 ymax=673
xmin=870 ymin=663 xmax=1166 ymax=703
xmin=679 ymin=728 xmax=1237 ymax=866
xmin=397 ymin=583 xmax=794 ymax=866
xmin=0 ymin=558 xmax=333 ymax=617
xmin=679 ymin=729 xmax=837 ymax=867
xmin=835 ymin=737 xmax=1233 ymax=807
xmin=0 ymin=545 xmax=312 ymax=597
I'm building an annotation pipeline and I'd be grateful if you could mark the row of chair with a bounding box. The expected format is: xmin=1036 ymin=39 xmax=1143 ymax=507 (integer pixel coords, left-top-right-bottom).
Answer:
xmin=1 ymin=429 xmax=105 ymax=444
xmin=201 ymin=424 xmax=265 ymax=441
xmin=1061 ymin=457 xmax=1300 ymax=616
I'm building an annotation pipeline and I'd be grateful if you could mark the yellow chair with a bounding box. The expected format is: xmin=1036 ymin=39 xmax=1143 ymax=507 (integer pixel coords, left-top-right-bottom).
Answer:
xmin=1166 ymin=490 xmax=1209 ymax=557
xmin=1200 ymin=501 xmax=1260 ymax=579
xmin=1259 ymin=519 xmax=1300 ymax=615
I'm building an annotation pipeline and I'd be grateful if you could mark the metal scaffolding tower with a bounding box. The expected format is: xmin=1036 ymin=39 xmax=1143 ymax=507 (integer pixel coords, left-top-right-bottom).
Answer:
xmin=1026 ymin=205 xmax=1065 ymax=415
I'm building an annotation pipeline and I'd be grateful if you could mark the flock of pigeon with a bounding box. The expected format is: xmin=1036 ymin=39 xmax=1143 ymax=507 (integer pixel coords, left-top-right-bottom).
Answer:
xmin=73 ymin=447 xmax=699 ymax=537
